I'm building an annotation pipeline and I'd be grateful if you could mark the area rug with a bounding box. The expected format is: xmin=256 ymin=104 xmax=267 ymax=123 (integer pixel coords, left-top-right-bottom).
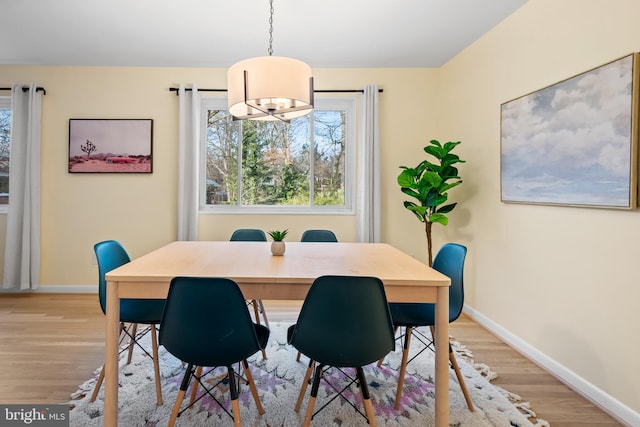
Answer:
xmin=69 ymin=323 xmax=549 ymax=426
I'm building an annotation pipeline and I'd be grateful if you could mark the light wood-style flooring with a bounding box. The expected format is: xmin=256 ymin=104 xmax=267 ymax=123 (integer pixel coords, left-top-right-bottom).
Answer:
xmin=0 ymin=294 xmax=623 ymax=426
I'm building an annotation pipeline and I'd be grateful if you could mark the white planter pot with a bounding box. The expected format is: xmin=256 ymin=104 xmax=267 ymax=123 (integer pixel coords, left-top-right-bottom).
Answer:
xmin=271 ymin=241 xmax=286 ymax=256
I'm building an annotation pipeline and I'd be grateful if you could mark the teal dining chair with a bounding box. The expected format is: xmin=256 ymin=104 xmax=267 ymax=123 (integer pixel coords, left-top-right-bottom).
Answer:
xmin=90 ymin=240 xmax=164 ymax=406
xmin=230 ymin=228 xmax=268 ymax=243
xmin=380 ymin=243 xmax=473 ymax=411
xmin=296 ymin=228 xmax=338 ymax=362
xmin=288 ymin=275 xmax=395 ymax=426
xmin=159 ymin=276 xmax=270 ymax=427
xmin=300 ymin=229 xmax=338 ymax=242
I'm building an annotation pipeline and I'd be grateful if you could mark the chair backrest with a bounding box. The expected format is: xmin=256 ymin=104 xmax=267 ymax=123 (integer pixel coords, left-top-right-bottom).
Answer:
xmin=289 ymin=275 xmax=395 ymax=367
xmin=94 ymin=240 xmax=131 ymax=315
xmin=432 ymin=243 xmax=468 ymax=322
xmin=159 ymin=276 xmax=264 ymax=367
xmin=229 ymin=228 xmax=267 ymax=242
xmin=300 ymin=229 xmax=338 ymax=242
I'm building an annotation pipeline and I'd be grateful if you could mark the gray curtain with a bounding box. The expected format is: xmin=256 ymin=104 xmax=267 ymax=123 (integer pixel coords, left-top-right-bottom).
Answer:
xmin=177 ymin=83 xmax=200 ymax=241
xmin=356 ymin=84 xmax=381 ymax=243
xmin=3 ymin=83 xmax=42 ymax=290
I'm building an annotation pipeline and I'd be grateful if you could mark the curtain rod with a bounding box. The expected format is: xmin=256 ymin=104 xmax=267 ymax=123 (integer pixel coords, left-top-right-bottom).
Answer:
xmin=169 ymin=87 xmax=383 ymax=95
xmin=0 ymin=86 xmax=47 ymax=95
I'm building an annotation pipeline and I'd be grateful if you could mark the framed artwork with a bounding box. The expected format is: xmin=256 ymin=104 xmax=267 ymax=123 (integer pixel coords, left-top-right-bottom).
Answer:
xmin=68 ymin=119 xmax=153 ymax=173
xmin=501 ymin=53 xmax=639 ymax=209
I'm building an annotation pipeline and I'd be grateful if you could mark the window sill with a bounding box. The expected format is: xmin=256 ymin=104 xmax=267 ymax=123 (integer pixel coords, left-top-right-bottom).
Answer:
xmin=199 ymin=206 xmax=355 ymax=216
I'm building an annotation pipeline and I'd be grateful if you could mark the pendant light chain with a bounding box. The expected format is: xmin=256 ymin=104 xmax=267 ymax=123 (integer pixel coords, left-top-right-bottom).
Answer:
xmin=267 ymin=0 xmax=274 ymax=56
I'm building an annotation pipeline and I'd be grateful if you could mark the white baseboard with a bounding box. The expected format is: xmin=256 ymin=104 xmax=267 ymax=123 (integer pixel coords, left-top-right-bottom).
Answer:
xmin=36 ymin=284 xmax=97 ymax=293
xmin=463 ymin=305 xmax=639 ymax=427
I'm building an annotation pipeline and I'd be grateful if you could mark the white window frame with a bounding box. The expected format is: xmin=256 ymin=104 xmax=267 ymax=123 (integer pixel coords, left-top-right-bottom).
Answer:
xmin=199 ymin=96 xmax=356 ymax=215
xmin=0 ymin=96 xmax=10 ymax=213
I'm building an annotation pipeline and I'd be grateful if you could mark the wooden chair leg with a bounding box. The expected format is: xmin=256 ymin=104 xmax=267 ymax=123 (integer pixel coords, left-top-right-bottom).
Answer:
xmin=303 ymin=364 xmax=323 ymax=427
xmin=303 ymin=395 xmax=317 ymax=427
xmin=242 ymin=360 xmax=265 ymax=415
xmin=248 ymin=300 xmax=268 ymax=360
xmin=90 ymin=323 xmax=126 ymax=402
xmin=228 ymin=367 xmax=242 ymax=427
xmin=257 ymin=299 xmax=269 ymax=328
xmin=89 ymin=366 xmax=105 ymax=403
xmin=356 ymin=367 xmax=378 ymax=427
xmin=303 ymin=365 xmax=323 ymax=427
xmin=168 ymin=364 xmax=194 ymax=427
xmin=431 ymin=325 xmax=474 ymax=411
xmin=363 ymin=398 xmax=378 ymax=427
xmin=126 ymin=323 xmax=138 ymax=364
xmin=150 ymin=324 xmax=163 ymax=405
xmin=189 ymin=366 xmax=203 ymax=405
xmin=295 ymin=359 xmax=315 ymax=412
xmin=450 ymin=344 xmax=474 ymax=411
xmin=232 ymin=398 xmax=242 ymax=427
xmin=394 ymin=326 xmax=413 ymax=410
xmin=117 ymin=322 xmax=127 ymax=342
xmin=168 ymin=389 xmax=186 ymax=427
xmin=251 ymin=300 xmax=261 ymax=325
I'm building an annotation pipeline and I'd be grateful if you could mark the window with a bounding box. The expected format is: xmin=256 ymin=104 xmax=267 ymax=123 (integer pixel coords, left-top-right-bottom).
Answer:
xmin=200 ymin=97 xmax=355 ymax=214
xmin=0 ymin=96 xmax=10 ymax=206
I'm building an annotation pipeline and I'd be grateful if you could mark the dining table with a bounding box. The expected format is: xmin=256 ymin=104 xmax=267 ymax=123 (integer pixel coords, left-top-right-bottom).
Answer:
xmin=103 ymin=241 xmax=451 ymax=426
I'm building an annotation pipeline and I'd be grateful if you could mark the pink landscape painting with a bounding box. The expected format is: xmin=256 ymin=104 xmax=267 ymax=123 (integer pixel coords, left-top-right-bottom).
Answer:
xmin=68 ymin=119 xmax=153 ymax=173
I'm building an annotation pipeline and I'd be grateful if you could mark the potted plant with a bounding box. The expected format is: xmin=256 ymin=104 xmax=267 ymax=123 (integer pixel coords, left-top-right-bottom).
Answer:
xmin=397 ymin=139 xmax=465 ymax=266
xmin=268 ymin=229 xmax=288 ymax=256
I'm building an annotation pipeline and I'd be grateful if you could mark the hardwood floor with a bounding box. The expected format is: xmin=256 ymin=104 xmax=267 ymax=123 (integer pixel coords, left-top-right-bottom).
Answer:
xmin=447 ymin=313 xmax=624 ymax=427
xmin=0 ymin=294 xmax=623 ymax=426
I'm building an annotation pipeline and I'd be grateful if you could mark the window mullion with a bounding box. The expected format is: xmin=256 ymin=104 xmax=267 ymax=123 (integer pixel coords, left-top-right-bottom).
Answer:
xmin=237 ymin=121 xmax=243 ymax=206
xmin=309 ymin=112 xmax=315 ymax=206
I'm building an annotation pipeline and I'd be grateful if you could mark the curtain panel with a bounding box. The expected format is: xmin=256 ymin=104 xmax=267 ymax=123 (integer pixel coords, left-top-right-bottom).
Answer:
xmin=177 ymin=84 xmax=200 ymax=241
xmin=2 ymin=83 xmax=42 ymax=291
xmin=356 ymin=84 xmax=381 ymax=243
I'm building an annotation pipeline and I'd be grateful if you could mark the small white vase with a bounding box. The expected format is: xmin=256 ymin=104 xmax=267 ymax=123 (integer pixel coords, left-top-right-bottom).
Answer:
xmin=271 ymin=241 xmax=286 ymax=256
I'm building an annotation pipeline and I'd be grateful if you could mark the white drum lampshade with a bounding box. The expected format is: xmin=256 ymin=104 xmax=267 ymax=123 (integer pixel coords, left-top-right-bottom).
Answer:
xmin=227 ymin=55 xmax=314 ymax=121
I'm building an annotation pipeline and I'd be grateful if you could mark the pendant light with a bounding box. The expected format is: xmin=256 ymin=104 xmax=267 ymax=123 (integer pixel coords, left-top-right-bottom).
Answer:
xmin=227 ymin=0 xmax=314 ymax=122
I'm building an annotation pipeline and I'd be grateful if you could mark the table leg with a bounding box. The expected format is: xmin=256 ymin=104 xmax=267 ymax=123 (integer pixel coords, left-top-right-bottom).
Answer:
xmin=104 ymin=280 xmax=120 ymax=427
xmin=434 ymin=285 xmax=449 ymax=426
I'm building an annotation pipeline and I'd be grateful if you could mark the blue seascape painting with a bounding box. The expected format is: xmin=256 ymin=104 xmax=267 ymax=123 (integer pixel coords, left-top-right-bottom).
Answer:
xmin=501 ymin=54 xmax=636 ymax=208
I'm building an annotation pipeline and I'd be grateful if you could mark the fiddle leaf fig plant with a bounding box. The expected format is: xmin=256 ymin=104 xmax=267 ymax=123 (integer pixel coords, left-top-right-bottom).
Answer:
xmin=398 ymin=139 xmax=465 ymax=266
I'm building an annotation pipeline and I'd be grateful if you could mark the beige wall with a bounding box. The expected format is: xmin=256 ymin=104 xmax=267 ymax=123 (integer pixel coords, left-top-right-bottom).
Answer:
xmin=437 ymin=0 xmax=640 ymax=419
xmin=0 ymin=66 xmax=439 ymax=284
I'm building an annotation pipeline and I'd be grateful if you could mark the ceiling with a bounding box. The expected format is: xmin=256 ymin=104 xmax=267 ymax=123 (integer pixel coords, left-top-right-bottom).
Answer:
xmin=0 ymin=0 xmax=528 ymax=68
